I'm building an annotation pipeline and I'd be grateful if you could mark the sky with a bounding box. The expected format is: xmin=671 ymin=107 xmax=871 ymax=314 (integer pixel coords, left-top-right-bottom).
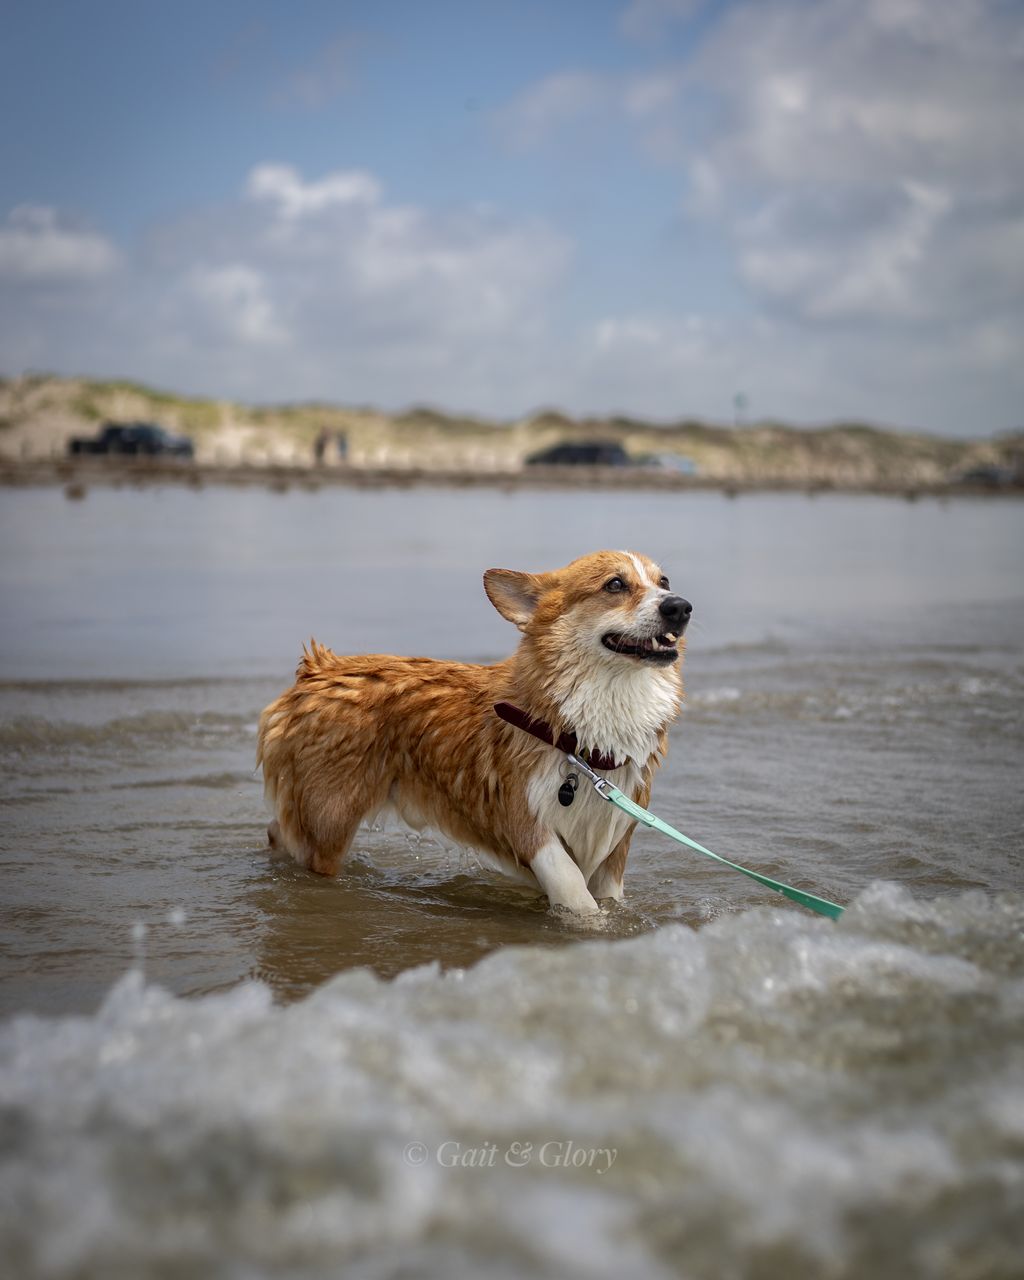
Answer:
xmin=0 ymin=0 xmax=1021 ymax=436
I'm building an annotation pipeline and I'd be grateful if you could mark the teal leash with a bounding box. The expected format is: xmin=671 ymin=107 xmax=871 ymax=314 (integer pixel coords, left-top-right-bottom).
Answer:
xmin=568 ymin=753 xmax=845 ymax=920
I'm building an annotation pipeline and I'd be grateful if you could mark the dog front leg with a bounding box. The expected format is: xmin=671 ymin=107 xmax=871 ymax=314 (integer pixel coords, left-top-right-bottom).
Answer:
xmin=529 ymin=839 xmax=600 ymax=914
xmin=588 ymin=831 xmax=631 ymax=902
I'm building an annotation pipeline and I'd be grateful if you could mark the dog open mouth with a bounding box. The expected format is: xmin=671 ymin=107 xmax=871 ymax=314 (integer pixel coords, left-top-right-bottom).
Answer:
xmin=601 ymin=631 xmax=679 ymax=663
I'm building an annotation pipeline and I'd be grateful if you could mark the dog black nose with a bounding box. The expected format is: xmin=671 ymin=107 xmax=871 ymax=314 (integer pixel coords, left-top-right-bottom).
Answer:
xmin=658 ymin=595 xmax=692 ymax=630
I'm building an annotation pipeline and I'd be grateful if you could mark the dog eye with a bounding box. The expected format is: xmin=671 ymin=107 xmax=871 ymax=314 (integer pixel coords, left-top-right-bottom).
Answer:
xmin=659 ymin=576 xmax=670 ymax=590
xmin=604 ymin=576 xmax=626 ymax=593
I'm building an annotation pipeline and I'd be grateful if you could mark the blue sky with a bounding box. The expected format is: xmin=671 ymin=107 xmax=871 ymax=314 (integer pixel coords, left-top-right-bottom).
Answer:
xmin=1 ymin=0 xmax=1021 ymax=434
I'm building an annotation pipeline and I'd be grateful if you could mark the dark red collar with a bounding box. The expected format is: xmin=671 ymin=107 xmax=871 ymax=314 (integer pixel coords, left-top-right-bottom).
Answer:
xmin=493 ymin=701 xmax=625 ymax=772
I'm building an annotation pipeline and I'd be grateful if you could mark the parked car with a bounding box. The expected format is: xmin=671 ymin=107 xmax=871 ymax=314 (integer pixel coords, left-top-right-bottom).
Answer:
xmin=952 ymin=465 xmax=1016 ymax=489
xmin=525 ymin=440 xmax=632 ymax=467
xmin=68 ymin=421 xmax=194 ymax=459
xmin=634 ymin=452 xmax=698 ymax=475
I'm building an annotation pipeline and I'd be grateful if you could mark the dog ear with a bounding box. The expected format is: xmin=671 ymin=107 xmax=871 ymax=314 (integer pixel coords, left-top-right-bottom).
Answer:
xmin=483 ymin=569 xmax=545 ymax=629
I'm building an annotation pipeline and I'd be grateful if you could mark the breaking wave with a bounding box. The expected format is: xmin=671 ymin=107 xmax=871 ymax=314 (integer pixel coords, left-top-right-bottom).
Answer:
xmin=1 ymin=883 xmax=1022 ymax=1279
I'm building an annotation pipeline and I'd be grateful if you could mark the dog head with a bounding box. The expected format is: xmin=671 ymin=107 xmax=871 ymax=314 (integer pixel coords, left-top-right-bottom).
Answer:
xmin=484 ymin=551 xmax=691 ymax=669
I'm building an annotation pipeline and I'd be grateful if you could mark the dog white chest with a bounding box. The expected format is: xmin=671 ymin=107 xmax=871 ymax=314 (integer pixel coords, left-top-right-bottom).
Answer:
xmin=552 ymin=662 xmax=678 ymax=766
xmin=525 ymin=755 xmax=642 ymax=882
xmin=523 ymin=663 xmax=677 ymax=882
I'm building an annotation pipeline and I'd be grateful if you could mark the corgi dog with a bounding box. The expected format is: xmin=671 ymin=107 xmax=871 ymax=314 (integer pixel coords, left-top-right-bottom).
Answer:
xmin=256 ymin=550 xmax=690 ymax=913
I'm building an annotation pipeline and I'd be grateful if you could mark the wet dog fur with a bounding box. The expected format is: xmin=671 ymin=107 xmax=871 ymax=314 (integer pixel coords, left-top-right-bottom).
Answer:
xmin=256 ymin=550 xmax=689 ymax=913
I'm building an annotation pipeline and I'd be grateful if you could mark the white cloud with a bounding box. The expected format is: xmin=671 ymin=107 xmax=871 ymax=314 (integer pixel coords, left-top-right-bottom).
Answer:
xmin=594 ymin=313 xmax=709 ymax=360
xmin=497 ymin=71 xmax=610 ymax=149
xmin=622 ymin=71 xmax=683 ymax=118
xmin=246 ymin=164 xmax=380 ymax=218
xmin=680 ymin=0 xmax=1024 ymax=325
xmin=573 ymin=303 xmax=1023 ymax=432
xmin=687 ymin=0 xmax=1021 ymax=188
xmin=185 ymin=264 xmax=287 ymax=346
xmin=0 ymin=164 xmax=573 ymax=413
xmin=484 ymin=0 xmax=1024 ymax=429
xmin=501 ymin=1 xmax=1023 ymax=324
xmin=0 ymin=206 xmax=118 ymax=282
xmin=738 ymin=181 xmax=953 ymax=320
xmin=238 ymin=164 xmax=572 ymax=347
xmin=497 ymin=64 xmax=689 ymax=151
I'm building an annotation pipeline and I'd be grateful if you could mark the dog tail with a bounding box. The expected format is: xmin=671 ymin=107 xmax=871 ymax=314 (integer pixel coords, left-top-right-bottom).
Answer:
xmin=257 ymin=639 xmax=332 ymax=787
xmin=255 ymin=700 xmax=282 ymax=774
xmin=296 ymin=638 xmax=334 ymax=680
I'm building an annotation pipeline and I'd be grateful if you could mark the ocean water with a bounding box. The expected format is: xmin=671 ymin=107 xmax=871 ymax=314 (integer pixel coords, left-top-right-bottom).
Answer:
xmin=1 ymin=485 xmax=1022 ymax=1277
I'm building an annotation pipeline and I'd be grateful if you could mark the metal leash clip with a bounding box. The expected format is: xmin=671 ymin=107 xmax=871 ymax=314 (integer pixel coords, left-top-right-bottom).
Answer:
xmin=567 ymin=753 xmax=613 ymax=798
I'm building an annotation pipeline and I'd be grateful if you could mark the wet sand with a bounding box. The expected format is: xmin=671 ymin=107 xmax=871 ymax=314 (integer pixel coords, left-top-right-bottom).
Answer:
xmin=2 ymin=454 xmax=1020 ymax=498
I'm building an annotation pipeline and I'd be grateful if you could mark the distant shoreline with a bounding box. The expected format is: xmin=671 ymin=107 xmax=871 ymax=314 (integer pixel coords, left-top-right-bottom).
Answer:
xmin=2 ymin=375 xmax=1022 ymax=492
xmin=3 ymin=456 xmax=1020 ymax=499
